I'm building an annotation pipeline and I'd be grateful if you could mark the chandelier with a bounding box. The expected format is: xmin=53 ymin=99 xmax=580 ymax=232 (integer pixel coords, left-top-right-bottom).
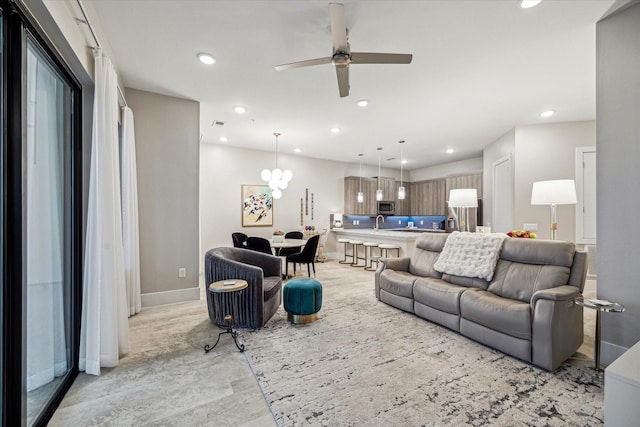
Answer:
xmin=261 ymin=132 xmax=292 ymax=199
xmin=398 ymin=140 xmax=406 ymax=200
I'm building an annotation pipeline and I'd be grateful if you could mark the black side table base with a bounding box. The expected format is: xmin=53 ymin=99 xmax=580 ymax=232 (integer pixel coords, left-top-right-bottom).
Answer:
xmin=204 ymin=315 xmax=245 ymax=353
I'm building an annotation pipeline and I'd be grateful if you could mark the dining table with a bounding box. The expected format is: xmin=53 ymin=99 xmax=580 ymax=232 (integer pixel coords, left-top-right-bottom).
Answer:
xmin=269 ymin=238 xmax=306 ymax=256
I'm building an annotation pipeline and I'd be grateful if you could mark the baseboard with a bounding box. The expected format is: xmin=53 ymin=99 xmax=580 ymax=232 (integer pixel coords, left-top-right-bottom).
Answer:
xmin=601 ymin=340 xmax=628 ymax=366
xmin=141 ymin=286 xmax=200 ymax=307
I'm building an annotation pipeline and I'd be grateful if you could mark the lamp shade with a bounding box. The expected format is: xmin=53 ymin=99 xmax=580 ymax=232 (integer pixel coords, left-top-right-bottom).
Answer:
xmin=448 ymin=189 xmax=478 ymax=208
xmin=531 ymin=180 xmax=577 ymax=205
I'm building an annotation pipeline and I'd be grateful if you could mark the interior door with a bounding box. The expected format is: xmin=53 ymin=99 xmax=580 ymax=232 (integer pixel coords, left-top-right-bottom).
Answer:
xmin=492 ymin=155 xmax=513 ymax=233
xmin=576 ymin=147 xmax=596 ymax=244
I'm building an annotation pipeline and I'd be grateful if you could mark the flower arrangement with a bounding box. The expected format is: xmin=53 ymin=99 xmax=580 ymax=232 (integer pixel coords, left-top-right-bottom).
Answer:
xmin=506 ymin=230 xmax=537 ymax=238
xmin=272 ymin=229 xmax=284 ymax=242
xmin=272 ymin=230 xmax=284 ymax=235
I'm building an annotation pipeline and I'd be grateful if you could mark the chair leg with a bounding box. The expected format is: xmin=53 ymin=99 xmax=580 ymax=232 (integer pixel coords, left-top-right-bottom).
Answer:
xmin=286 ymin=261 xmax=289 ymax=278
xmin=307 ymin=263 xmax=311 ymax=277
xmin=312 ymin=262 xmax=316 ymax=277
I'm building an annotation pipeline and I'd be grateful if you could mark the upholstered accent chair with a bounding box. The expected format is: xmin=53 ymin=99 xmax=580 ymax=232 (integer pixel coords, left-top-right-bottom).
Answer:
xmin=205 ymin=247 xmax=282 ymax=329
xmin=231 ymin=232 xmax=248 ymax=248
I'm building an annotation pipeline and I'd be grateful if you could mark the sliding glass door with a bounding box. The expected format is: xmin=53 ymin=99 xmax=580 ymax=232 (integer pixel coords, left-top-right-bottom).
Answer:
xmin=2 ymin=1 xmax=83 ymax=425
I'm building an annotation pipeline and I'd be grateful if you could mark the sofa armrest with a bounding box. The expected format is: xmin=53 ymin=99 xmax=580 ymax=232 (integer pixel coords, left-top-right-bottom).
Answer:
xmin=380 ymin=256 xmax=410 ymax=272
xmin=531 ymin=286 xmax=583 ymax=371
xmin=531 ymin=285 xmax=580 ymax=306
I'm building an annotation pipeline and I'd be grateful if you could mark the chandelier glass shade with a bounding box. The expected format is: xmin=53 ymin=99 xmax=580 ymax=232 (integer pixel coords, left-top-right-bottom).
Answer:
xmin=398 ymin=140 xmax=406 ymax=200
xmin=261 ymin=132 xmax=292 ymax=199
xmin=376 ymin=148 xmax=383 ymax=201
xmin=357 ymin=154 xmax=364 ymax=203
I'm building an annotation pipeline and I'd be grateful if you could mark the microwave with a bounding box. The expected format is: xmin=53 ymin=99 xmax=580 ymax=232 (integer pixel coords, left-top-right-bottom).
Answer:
xmin=377 ymin=201 xmax=396 ymax=215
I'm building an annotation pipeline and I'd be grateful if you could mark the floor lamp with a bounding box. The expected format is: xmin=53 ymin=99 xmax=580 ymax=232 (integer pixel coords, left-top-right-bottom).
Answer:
xmin=531 ymin=179 xmax=577 ymax=240
xmin=448 ymin=189 xmax=478 ymax=232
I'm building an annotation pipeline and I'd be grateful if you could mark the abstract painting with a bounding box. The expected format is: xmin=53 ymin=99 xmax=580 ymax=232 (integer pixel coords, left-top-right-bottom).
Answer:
xmin=241 ymin=185 xmax=273 ymax=226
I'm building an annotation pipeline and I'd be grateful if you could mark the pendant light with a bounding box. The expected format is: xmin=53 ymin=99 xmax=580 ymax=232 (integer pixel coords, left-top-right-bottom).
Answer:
xmin=357 ymin=154 xmax=364 ymax=203
xmin=376 ymin=147 xmax=383 ymax=201
xmin=260 ymin=132 xmax=292 ymax=199
xmin=398 ymin=140 xmax=406 ymax=200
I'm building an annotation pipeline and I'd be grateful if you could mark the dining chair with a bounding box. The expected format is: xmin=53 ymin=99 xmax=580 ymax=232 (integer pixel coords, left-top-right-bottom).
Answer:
xmin=286 ymin=235 xmax=320 ymax=277
xmin=232 ymin=232 xmax=248 ymax=248
xmin=278 ymin=231 xmax=304 ymax=257
xmin=246 ymin=236 xmax=273 ymax=254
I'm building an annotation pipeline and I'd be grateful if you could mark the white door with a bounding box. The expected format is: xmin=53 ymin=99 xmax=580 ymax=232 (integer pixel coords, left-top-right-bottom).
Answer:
xmin=492 ymin=155 xmax=513 ymax=233
xmin=576 ymin=147 xmax=596 ymax=244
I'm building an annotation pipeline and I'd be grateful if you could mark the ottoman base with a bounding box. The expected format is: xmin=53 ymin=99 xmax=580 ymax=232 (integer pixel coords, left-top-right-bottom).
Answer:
xmin=287 ymin=312 xmax=318 ymax=324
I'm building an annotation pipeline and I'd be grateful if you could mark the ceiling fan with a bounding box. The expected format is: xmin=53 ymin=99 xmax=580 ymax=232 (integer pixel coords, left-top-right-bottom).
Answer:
xmin=274 ymin=2 xmax=413 ymax=97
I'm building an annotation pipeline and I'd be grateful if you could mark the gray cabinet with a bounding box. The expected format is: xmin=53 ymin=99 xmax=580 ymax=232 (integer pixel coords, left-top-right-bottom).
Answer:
xmin=410 ymin=179 xmax=446 ymax=215
xmin=344 ymin=176 xmax=376 ymax=215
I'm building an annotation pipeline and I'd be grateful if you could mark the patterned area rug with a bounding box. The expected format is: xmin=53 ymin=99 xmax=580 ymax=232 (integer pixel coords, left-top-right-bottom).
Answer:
xmin=244 ymin=273 xmax=603 ymax=426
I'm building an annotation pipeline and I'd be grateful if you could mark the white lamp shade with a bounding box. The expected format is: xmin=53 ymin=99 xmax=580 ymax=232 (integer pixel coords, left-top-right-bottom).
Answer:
xmin=531 ymin=180 xmax=577 ymax=205
xmin=271 ymin=168 xmax=282 ymax=180
xmin=282 ymin=169 xmax=293 ymax=182
xmin=272 ymin=188 xmax=282 ymax=199
xmin=261 ymin=169 xmax=272 ymax=181
xmin=448 ymin=189 xmax=478 ymax=208
xmin=278 ymin=180 xmax=288 ymax=190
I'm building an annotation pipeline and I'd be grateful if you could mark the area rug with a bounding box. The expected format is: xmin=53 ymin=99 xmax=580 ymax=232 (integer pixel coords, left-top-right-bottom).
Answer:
xmin=243 ymin=275 xmax=603 ymax=426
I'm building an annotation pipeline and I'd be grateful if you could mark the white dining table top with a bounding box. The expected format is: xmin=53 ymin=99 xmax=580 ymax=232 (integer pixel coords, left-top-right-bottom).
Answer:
xmin=269 ymin=238 xmax=306 ymax=248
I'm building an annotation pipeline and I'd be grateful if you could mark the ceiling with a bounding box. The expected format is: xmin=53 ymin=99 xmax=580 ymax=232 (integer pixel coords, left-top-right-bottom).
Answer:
xmin=85 ymin=0 xmax=613 ymax=170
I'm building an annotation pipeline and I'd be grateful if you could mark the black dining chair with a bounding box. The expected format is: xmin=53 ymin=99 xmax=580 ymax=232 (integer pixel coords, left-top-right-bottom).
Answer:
xmin=232 ymin=232 xmax=248 ymax=248
xmin=286 ymin=235 xmax=320 ymax=277
xmin=246 ymin=236 xmax=273 ymax=255
xmin=278 ymin=231 xmax=304 ymax=257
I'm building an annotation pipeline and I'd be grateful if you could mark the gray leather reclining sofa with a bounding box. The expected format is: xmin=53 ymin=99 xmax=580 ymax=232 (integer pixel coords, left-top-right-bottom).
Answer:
xmin=205 ymin=247 xmax=282 ymax=329
xmin=375 ymin=233 xmax=588 ymax=371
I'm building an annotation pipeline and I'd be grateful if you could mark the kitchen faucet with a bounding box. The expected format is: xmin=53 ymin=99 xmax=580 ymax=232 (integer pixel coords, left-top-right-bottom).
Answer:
xmin=375 ymin=215 xmax=385 ymax=231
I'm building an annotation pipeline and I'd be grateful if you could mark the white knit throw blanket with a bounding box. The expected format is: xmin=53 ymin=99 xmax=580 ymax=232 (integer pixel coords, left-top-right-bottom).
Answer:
xmin=434 ymin=231 xmax=507 ymax=281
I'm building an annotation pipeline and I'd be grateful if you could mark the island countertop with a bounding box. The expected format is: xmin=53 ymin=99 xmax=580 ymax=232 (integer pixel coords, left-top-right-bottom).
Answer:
xmin=329 ymin=228 xmax=448 ymax=257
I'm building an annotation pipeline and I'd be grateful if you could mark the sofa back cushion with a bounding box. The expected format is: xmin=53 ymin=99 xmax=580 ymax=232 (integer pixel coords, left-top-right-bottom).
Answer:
xmin=409 ymin=233 xmax=448 ymax=278
xmin=487 ymin=239 xmax=575 ymax=302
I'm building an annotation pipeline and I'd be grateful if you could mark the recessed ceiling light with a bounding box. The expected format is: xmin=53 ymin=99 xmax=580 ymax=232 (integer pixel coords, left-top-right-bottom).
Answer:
xmin=331 ymin=127 xmax=340 ymax=133
xmin=446 ymin=148 xmax=455 ymax=154
xmin=197 ymin=53 xmax=215 ymax=65
xmin=520 ymin=0 xmax=542 ymax=9
xmin=294 ymin=148 xmax=301 ymax=153
xmin=540 ymin=110 xmax=555 ymax=118
xmin=219 ymin=137 xmax=228 ymax=142
xmin=401 ymin=159 xmax=408 ymax=164
xmin=233 ymin=106 xmax=246 ymax=114
xmin=356 ymin=99 xmax=369 ymax=107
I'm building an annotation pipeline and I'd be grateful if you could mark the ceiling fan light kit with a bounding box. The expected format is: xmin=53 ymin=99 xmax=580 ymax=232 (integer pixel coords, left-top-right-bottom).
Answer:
xmin=274 ymin=3 xmax=413 ymax=97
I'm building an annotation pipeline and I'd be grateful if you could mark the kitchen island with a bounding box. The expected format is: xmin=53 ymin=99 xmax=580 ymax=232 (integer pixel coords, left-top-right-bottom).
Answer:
xmin=327 ymin=228 xmax=448 ymax=258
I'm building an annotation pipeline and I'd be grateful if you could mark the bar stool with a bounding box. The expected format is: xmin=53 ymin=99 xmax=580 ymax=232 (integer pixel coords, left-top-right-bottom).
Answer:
xmin=369 ymin=254 xmax=382 ymax=272
xmin=349 ymin=240 xmax=365 ymax=267
xmin=378 ymin=243 xmax=400 ymax=259
xmin=338 ymin=238 xmax=352 ymax=264
xmin=363 ymin=242 xmax=379 ymax=271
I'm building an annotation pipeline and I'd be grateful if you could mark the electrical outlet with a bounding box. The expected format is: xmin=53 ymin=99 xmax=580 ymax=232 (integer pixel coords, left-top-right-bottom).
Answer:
xmin=179 ymin=268 xmax=186 ymax=278
xmin=420 ymin=221 xmax=424 ymax=225
xmin=523 ymin=223 xmax=538 ymax=231
xmin=398 ymin=220 xmax=401 ymax=224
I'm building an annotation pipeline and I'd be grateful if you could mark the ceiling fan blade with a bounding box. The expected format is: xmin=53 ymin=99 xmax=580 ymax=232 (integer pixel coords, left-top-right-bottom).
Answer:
xmin=350 ymin=52 xmax=413 ymax=65
xmin=275 ymin=57 xmax=332 ymax=71
xmin=329 ymin=3 xmax=348 ymax=53
xmin=336 ymin=66 xmax=349 ymax=97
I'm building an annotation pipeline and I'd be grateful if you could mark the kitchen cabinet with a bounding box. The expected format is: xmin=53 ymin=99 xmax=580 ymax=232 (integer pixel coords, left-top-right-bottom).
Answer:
xmin=394 ymin=181 xmax=410 ymax=215
xmin=344 ymin=176 xmax=377 ymax=215
xmin=410 ymin=179 xmax=446 ymax=215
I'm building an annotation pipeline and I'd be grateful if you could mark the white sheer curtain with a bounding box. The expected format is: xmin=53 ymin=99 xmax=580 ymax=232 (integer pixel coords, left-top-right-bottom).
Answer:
xmin=121 ymin=106 xmax=141 ymax=316
xmin=80 ymin=49 xmax=130 ymax=375
xmin=25 ymin=45 xmax=68 ymax=392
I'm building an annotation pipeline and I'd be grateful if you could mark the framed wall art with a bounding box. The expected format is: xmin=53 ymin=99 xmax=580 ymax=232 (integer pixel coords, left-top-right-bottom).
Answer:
xmin=241 ymin=184 xmax=273 ymax=227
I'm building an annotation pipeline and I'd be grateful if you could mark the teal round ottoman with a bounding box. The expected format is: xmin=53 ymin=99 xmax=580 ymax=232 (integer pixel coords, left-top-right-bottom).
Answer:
xmin=283 ymin=278 xmax=323 ymax=324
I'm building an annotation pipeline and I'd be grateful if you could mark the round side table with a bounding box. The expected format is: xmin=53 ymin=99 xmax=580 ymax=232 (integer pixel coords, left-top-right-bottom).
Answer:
xmin=204 ymin=279 xmax=248 ymax=353
xmin=575 ymin=296 xmax=625 ymax=373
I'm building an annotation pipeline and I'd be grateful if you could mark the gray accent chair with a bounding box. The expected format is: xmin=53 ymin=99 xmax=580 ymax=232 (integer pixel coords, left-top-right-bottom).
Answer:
xmin=205 ymin=247 xmax=282 ymax=329
xmin=375 ymin=233 xmax=588 ymax=371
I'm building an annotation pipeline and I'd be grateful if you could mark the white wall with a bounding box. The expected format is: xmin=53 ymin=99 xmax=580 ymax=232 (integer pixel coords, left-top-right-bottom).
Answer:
xmin=410 ymin=157 xmax=483 ymax=182
xmin=515 ymin=121 xmax=596 ymax=241
xmin=200 ymin=143 xmax=347 ymax=270
xmin=596 ymin=0 xmax=640 ymax=362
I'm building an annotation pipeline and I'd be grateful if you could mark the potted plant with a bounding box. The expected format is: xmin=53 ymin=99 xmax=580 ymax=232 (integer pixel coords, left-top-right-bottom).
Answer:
xmin=272 ymin=229 xmax=284 ymax=243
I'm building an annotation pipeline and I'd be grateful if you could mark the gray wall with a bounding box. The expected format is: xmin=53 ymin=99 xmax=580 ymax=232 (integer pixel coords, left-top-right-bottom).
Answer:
xmin=596 ymin=0 xmax=640 ymax=362
xmin=126 ymin=89 xmax=200 ymax=302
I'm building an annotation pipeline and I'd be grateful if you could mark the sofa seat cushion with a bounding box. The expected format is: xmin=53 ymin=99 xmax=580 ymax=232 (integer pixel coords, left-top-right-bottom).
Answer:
xmin=460 ymin=290 xmax=531 ymax=340
xmin=263 ymin=276 xmax=282 ymax=300
xmin=379 ymin=270 xmax=418 ymax=298
xmin=413 ymin=278 xmax=469 ymax=315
